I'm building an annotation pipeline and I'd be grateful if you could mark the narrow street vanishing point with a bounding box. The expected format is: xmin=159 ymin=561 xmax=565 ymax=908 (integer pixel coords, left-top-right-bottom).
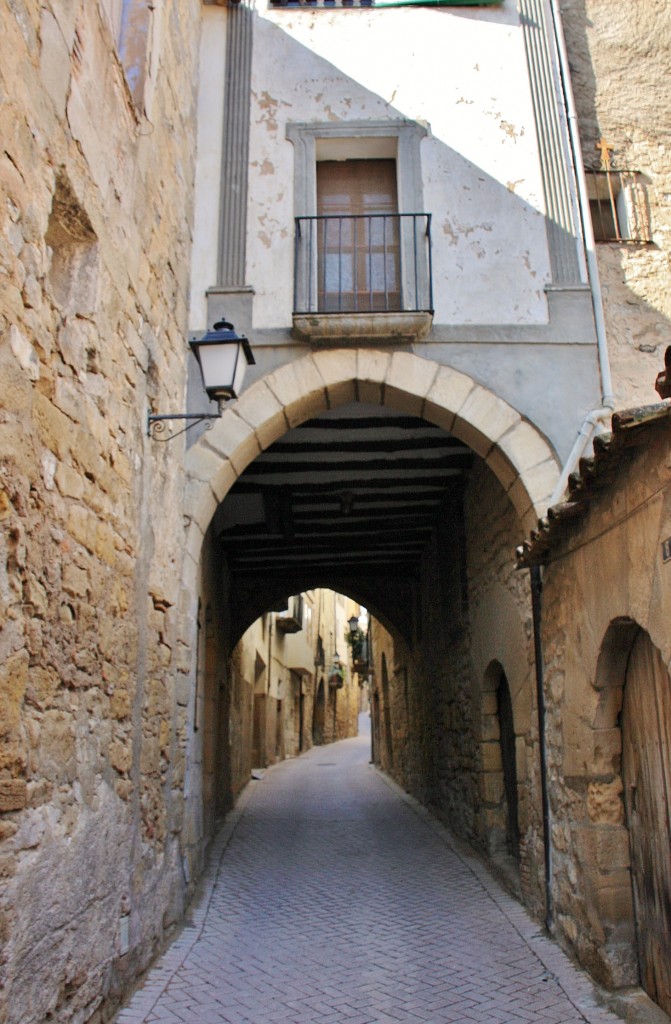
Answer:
xmin=116 ymin=719 xmax=621 ymax=1024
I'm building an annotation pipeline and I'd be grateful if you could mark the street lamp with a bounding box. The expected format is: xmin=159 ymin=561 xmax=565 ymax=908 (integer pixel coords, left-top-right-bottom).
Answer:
xmin=147 ymin=319 xmax=256 ymax=440
xmin=348 ymin=614 xmax=360 ymax=639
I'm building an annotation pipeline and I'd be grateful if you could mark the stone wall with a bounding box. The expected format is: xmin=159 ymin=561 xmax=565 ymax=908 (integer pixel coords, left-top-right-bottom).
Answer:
xmin=540 ymin=416 xmax=671 ymax=991
xmin=464 ymin=460 xmax=544 ymax=909
xmin=0 ymin=2 xmax=201 ymax=1020
xmin=369 ymin=458 xmax=544 ymax=916
xmin=560 ymin=0 xmax=671 ymax=408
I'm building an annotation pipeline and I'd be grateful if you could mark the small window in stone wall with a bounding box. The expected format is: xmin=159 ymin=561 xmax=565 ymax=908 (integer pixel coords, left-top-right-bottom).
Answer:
xmin=118 ymin=0 xmax=154 ymax=108
xmin=586 ymin=169 xmax=651 ymax=243
xmin=46 ymin=173 xmax=99 ymax=316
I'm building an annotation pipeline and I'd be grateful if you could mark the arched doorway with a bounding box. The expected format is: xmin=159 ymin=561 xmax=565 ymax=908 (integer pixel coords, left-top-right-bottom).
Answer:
xmin=480 ymin=660 xmax=521 ymax=864
xmin=621 ymin=629 xmax=671 ymax=1015
xmin=180 ymin=349 xmax=558 ymax=900
xmin=497 ymin=670 xmax=520 ymax=861
xmin=313 ymin=678 xmax=326 ymax=745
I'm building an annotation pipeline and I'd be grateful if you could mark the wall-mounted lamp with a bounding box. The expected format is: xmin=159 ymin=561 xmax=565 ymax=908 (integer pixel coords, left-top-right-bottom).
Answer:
xmin=348 ymin=614 xmax=360 ymax=639
xmin=147 ymin=319 xmax=255 ymax=441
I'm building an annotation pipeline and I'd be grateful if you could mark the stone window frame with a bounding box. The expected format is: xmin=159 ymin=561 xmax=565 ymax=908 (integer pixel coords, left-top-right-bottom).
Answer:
xmin=286 ymin=118 xmax=426 ymax=225
xmin=286 ymin=119 xmax=430 ymax=325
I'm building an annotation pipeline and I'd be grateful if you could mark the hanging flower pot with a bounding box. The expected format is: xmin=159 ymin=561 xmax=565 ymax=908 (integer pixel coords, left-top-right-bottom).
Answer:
xmin=328 ymin=663 xmax=344 ymax=689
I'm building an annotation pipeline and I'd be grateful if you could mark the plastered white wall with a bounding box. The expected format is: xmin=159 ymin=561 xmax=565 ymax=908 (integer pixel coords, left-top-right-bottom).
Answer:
xmin=243 ymin=0 xmax=551 ymax=327
xmin=189 ymin=6 xmax=227 ymax=330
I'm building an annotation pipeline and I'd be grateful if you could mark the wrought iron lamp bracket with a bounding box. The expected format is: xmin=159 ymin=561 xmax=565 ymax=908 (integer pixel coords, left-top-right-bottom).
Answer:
xmin=147 ymin=410 xmax=221 ymax=442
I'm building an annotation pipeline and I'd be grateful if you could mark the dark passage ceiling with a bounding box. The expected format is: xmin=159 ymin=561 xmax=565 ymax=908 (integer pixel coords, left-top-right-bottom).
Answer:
xmin=215 ymin=402 xmax=474 ymax=583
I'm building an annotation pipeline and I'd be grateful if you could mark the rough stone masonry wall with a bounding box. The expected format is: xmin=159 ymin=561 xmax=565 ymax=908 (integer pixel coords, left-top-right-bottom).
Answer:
xmin=540 ymin=421 xmax=671 ymax=990
xmin=464 ymin=460 xmax=544 ymax=914
xmin=561 ymin=0 xmax=671 ymax=408
xmin=0 ymin=2 xmax=201 ymax=1021
xmin=369 ymin=459 xmax=542 ymax=919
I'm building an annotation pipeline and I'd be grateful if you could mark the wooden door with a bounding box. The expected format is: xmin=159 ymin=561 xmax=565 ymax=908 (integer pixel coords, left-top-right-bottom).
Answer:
xmin=622 ymin=630 xmax=671 ymax=1015
xmin=317 ymin=159 xmax=400 ymax=312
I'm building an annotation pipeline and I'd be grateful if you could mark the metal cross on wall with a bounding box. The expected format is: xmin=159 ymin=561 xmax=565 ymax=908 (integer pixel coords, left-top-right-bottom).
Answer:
xmin=596 ymin=137 xmax=614 ymax=171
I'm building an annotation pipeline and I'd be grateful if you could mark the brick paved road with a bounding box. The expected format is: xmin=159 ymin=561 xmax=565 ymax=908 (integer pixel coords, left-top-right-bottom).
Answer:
xmin=116 ymin=719 xmax=621 ymax=1024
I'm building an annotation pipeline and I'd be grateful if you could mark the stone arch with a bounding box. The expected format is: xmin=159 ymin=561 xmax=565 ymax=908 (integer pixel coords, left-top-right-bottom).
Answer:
xmin=580 ymin=617 xmax=641 ymax=989
xmin=479 ymin=660 xmax=521 ymax=862
xmin=183 ymin=349 xmax=560 ymax=591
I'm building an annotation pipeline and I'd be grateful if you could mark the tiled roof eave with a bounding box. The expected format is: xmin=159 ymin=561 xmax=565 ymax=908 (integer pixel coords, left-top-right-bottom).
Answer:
xmin=516 ymin=400 xmax=671 ymax=568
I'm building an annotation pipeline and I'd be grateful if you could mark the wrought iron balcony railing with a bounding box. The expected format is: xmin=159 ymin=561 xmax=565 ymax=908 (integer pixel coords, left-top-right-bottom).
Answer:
xmin=293 ymin=213 xmax=433 ymax=315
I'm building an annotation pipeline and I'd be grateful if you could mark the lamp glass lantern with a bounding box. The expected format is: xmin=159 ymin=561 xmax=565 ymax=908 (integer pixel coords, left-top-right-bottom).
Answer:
xmin=147 ymin=318 xmax=256 ymax=440
xmin=348 ymin=614 xmax=360 ymax=638
xmin=190 ymin=319 xmax=256 ymax=403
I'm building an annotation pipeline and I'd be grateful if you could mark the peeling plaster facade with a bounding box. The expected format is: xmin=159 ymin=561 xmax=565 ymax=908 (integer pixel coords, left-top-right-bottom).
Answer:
xmin=189 ymin=0 xmax=605 ymax=464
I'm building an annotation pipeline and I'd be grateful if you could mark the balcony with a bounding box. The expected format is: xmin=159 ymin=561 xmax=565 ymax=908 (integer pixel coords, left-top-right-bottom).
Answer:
xmin=292 ymin=213 xmax=434 ymax=344
xmin=276 ymin=594 xmax=304 ymax=634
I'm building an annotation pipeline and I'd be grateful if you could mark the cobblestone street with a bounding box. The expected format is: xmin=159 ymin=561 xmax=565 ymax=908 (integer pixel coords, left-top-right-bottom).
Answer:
xmin=115 ymin=719 xmax=621 ymax=1024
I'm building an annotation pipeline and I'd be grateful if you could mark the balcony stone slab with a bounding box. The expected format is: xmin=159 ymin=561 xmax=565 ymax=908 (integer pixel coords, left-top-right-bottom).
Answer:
xmin=292 ymin=310 xmax=433 ymax=345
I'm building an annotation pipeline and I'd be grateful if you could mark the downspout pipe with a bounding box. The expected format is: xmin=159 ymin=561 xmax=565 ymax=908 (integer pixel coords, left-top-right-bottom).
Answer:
xmin=530 ymin=565 xmax=553 ymax=933
xmin=547 ymin=0 xmax=616 ymax=507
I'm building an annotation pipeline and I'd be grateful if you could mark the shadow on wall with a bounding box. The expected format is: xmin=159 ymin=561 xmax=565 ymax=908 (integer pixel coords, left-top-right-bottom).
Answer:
xmin=559 ymin=0 xmax=671 ymax=407
xmin=217 ymin=6 xmax=605 ymax=456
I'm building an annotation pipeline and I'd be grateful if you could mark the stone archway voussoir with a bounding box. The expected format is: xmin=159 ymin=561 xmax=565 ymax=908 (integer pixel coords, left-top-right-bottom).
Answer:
xmin=384 ymin=351 xmax=440 ymax=417
xmin=264 ymin=355 xmax=328 ymax=428
xmin=234 ymin=379 xmax=290 ymax=451
xmin=184 ymin=476 xmax=219 ymax=536
xmin=497 ymin=420 xmax=558 ymax=477
xmin=485 ymin=446 xmax=519 ymax=494
xmin=313 ymin=349 xmax=358 ymax=407
xmin=514 ymin=457 xmax=560 ymax=516
xmin=423 ymin=365 xmax=476 ymax=434
xmin=200 ymin=408 xmax=261 ymax=477
xmin=356 ymin=349 xmax=391 ymax=406
xmin=453 ymin=386 xmax=522 ymax=460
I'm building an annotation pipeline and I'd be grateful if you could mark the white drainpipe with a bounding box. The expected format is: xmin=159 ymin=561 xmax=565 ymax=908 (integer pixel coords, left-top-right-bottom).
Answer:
xmin=547 ymin=0 xmax=616 ymax=508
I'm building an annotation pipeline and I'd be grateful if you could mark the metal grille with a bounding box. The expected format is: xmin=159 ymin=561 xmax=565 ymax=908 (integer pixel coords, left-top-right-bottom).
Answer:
xmin=294 ymin=213 xmax=433 ymax=314
xmin=271 ymin=0 xmax=374 ymax=7
xmin=585 ymin=169 xmax=651 ymax=243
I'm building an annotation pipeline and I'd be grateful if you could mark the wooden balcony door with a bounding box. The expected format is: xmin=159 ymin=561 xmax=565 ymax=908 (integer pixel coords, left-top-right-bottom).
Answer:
xmin=317 ymin=159 xmax=401 ymax=312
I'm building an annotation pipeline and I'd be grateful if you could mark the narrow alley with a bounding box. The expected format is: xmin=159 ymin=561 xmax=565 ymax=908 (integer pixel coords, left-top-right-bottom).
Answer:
xmin=115 ymin=719 xmax=620 ymax=1024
